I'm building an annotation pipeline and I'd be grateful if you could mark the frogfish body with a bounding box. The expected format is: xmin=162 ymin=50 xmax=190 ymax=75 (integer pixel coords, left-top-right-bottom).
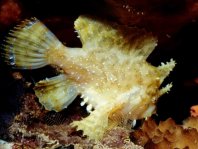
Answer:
xmin=3 ymin=16 xmax=175 ymax=140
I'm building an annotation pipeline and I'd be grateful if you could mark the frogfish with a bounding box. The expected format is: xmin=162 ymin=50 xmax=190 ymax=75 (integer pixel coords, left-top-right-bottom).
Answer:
xmin=3 ymin=15 xmax=175 ymax=140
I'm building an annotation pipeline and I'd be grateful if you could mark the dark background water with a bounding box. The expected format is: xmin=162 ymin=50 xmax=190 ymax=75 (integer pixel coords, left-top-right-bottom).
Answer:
xmin=1 ymin=0 xmax=198 ymax=137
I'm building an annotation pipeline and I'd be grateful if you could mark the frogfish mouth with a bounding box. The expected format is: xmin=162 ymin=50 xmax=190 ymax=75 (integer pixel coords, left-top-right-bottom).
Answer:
xmin=3 ymin=15 xmax=175 ymax=140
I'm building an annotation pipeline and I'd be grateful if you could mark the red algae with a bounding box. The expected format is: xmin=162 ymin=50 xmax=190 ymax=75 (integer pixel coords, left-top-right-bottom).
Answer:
xmin=0 ymin=0 xmax=21 ymax=25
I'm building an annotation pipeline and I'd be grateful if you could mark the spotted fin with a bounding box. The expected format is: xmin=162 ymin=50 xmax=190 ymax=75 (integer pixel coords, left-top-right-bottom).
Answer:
xmin=34 ymin=74 xmax=78 ymax=112
xmin=3 ymin=17 xmax=64 ymax=69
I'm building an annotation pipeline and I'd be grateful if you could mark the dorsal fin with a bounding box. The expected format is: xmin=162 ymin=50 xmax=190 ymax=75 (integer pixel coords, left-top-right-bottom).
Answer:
xmin=74 ymin=15 xmax=157 ymax=59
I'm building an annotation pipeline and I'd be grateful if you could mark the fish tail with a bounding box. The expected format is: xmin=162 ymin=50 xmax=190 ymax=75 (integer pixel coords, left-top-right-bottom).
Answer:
xmin=2 ymin=17 xmax=64 ymax=69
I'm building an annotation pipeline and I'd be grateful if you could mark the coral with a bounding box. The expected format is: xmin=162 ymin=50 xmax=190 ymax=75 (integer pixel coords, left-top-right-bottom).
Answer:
xmin=2 ymin=93 xmax=143 ymax=149
xmin=190 ymin=105 xmax=198 ymax=117
xmin=183 ymin=116 xmax=198 ymax=131
xmin=14 ymin=93 xmax=47 ymax=123
xmin=131 ymin=118 xmax=198 ymax=149
xmin=0 ymin=0 xmax=21 ymax=25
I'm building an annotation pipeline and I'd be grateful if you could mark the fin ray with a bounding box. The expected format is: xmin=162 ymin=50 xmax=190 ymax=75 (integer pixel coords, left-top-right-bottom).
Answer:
xmin=3 ymin=17 xmax=63 ymax=69
xmin=34 ymin=74 xmax=78 ymax=112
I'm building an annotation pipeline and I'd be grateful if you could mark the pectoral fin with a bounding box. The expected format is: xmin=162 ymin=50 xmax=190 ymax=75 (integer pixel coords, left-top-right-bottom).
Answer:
xmin=34 ymin=74 xmax=78 ymax=112
xmin=71 ymin=106 xmax=110 ymax=140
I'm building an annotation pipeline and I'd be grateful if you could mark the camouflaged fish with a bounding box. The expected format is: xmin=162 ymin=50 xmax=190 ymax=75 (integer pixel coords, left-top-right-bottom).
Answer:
xmin=3 ymin=15 xmax=175 ymax=140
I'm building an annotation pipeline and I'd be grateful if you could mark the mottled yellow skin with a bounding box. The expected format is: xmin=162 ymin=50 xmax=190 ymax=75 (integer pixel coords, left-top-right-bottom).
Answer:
xmin=46 ymin=16 xmax=175 ymax=140
xmin=4 ymin=16 xmax=175 ymax=140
